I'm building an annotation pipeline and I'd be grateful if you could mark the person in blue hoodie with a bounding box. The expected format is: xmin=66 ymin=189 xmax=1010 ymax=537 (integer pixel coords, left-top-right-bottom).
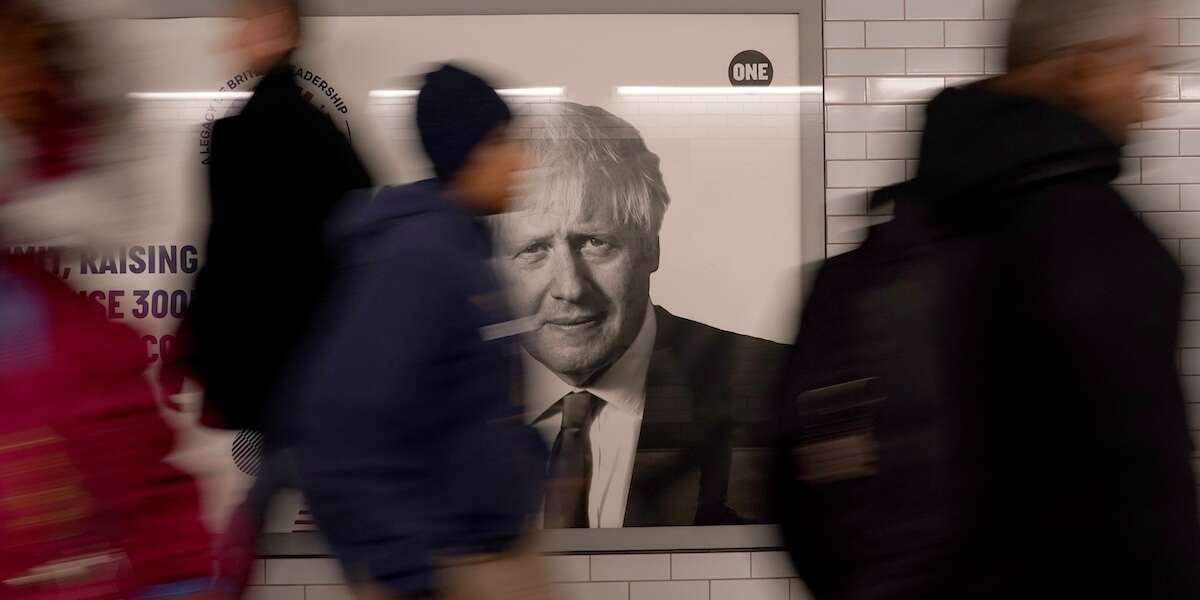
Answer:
xmin=293 ymin=64 xmax=549 ymax=600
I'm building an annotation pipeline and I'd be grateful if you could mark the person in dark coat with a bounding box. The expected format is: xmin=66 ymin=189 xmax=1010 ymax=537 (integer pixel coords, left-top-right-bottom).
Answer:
xmin=182 ymin=0 xmax=372 ymax=433
xmin=294 ymin=64 xmax=548 ymax=600
xmin=165 ymin=0 xmax=373 ymax=591
xmin=778 ymin=1 xmax=1200 ymax=598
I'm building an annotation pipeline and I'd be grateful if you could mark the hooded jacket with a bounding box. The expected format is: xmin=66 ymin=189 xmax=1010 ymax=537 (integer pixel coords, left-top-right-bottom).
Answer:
xmin=293 ymin=180 xmax=546 ymax=595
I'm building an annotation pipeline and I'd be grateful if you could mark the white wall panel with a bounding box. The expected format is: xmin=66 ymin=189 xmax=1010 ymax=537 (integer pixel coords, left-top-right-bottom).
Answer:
xmin=944 ymin=20 xmax=1008 ymax=47
xmin=828 ymin=49 xmax=907 ymax=75
xmin=866 ymin=21 xmax=945 ymax=47
xmin=825 ymin=21 xmax=866 ymax=47
xmin=906 ymin=0 xmax=983 ymax=20
xmin=825 ymin=0 xmax=904 ymax=20
xmin=906 ymin=48 xmax=984 ymax=74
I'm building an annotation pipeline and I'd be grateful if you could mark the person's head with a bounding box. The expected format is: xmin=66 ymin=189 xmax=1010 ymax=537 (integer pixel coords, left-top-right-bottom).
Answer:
xmin=230 ymin=0 xmax=302 ymax=73
xmin=417 ymin=64 xmax=523 ymax=214
xmin=0 ymin=1 xmax=76 ymax=129
xmin=1000 ymin=0 xmax=1153 ymax=142
xmin=496 ymin=103 xmax=670 ymax=386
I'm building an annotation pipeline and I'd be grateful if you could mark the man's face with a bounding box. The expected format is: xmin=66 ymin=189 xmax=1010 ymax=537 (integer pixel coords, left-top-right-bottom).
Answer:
xmin=229 ymin=2 xmax=298 ymax=74
xmin=454 ymin=125 xmax=526 ymax=214
xmin=499 ymin=206 xmax=659 ymax=386
xmin=1069 ymin=32 xmax=1151 ymax=143
xmin=0 ymin=19 xmax=54 ymax=127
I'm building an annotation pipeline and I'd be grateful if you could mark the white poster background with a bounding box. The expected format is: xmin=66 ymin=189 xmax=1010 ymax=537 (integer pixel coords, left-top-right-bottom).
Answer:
xmin=114 ymin=14 xmax=813 ymax=532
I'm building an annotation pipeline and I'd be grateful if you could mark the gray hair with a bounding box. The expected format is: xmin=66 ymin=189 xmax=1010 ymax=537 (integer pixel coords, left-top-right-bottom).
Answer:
xmin=1007 ymin=0 xmax=1151 ymax=69
xmin=517 ymin=102 xmax=670 ymax=236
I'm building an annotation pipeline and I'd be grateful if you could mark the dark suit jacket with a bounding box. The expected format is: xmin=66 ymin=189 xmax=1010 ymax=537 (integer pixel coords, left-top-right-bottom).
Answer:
xmin=185 ymin=55 xmax=372 ymax=433
xmin=622 ymin=306 xmax=789 ymax=527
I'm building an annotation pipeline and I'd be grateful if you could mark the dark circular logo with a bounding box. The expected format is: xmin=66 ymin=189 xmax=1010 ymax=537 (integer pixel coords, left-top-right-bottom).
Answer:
xmin=199 ymin=66 xmax=352 ymax=166
xmin=728 ymin=50 xmax=774 ymax=87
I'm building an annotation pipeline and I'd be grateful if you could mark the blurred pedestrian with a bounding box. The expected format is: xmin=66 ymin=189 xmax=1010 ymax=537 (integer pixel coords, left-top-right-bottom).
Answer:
xmin=294 ymin=64 xmax=548 ymax=600
xmin=0 ymin=257 xmax=224 ymax=600
xmin=775 ymin=1 xmax=1200 ymax=599
xmin=179 ymin=0 xmax=372 ymax=435
xmin=165 ymin=0 xmax=373 ymax=588
xmin=0 ymin=0 xmax=140 ymax=249
xmin=0 ymin=2 xmax=222 ymax=598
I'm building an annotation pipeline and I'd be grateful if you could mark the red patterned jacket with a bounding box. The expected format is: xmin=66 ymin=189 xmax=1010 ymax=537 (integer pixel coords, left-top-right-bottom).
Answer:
xmin=0 ymin=256 xmax=215 ymax=599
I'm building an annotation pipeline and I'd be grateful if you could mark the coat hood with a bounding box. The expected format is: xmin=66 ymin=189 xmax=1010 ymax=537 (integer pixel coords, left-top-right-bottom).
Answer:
xmin=912 ymin=84 xmax=1122 ymax=202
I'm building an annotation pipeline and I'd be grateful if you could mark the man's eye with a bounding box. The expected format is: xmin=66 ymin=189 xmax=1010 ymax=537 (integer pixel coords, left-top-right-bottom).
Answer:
xmin=515 ymin=242 xmax=549 ymax=258
xmin=580 ymin=237 xmax=617 ymax=258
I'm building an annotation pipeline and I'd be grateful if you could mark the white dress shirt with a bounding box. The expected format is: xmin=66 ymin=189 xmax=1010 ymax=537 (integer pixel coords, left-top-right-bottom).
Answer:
xmin=526 ymin=303 xmax=657 ymax=528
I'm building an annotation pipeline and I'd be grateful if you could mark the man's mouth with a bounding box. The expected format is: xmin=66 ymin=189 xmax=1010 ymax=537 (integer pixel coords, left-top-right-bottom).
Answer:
xmin=544 ymin=315 xmax=603 ymax=330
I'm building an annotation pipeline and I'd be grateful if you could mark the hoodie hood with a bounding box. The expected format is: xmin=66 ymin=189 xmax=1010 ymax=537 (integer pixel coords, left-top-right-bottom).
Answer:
xmin=914 ymin=84 xmax=1121 ymax=202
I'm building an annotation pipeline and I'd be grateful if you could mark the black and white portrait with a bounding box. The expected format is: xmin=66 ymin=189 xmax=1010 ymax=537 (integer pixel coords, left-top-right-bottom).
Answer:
xmin=495 ymin=103 xmax=790 ymax=528
xmin=120 ymin=13 xmax=814 ymax=534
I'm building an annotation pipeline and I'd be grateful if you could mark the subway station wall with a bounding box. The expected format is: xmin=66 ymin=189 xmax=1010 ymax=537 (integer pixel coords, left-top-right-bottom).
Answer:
xmin=110 ymin=12 xmax=816 ymax=528
xmin=238 ymin=1 xmax=1200 ymax=598
xmin=50 ymin=1 xmax=1200 ymax=599
xmin=244 ymin=1 xmax=1200 ymax=597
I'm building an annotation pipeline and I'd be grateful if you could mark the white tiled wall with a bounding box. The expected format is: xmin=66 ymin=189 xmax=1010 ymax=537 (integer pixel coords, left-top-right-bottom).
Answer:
xmin=249 ymin=1 xmax=1200 ymax=596
xmin=244 ymin=552 xmax=810 ymax=600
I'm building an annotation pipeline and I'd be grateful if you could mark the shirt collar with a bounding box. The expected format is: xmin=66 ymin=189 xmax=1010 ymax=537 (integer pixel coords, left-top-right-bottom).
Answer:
xmin=526 ymin=301 xmax=657 ymax=422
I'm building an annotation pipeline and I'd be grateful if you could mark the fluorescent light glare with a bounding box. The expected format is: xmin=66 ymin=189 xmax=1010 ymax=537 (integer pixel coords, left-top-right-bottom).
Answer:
xmin=497 ymin=87 xmax=564 ymax=97
xmin=369 ymin=87 xmax=563 ymax=99
xmin=368 ymin=89 xmax=420 ymax=98
xmin=617 ymin=85 xmax=822 ymax=96
xmin=127 ymin=91 xmax=253 ymax=100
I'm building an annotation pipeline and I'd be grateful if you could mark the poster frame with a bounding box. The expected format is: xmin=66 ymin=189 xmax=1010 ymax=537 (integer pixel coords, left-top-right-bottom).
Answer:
xmin=128 ymin=0 xmax=826 ymax=555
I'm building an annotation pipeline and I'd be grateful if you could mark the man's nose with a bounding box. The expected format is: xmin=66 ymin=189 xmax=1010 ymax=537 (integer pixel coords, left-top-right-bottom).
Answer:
xmin=548 ymin=249 xmax=589 ymax=302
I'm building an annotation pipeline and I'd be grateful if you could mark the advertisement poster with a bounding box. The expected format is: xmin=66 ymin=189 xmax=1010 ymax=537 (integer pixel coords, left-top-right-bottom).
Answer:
xmin=53 ymin=13 xmax=821 ymax=533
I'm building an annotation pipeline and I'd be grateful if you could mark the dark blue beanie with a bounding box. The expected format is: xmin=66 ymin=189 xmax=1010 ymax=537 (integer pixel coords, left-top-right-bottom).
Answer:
xmin=416 ymin=64 xmax=512 ymax=180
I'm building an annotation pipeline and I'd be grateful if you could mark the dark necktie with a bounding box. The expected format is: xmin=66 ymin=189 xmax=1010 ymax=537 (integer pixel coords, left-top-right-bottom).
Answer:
xmin=544 ymin=391 xmax=597 ymax=528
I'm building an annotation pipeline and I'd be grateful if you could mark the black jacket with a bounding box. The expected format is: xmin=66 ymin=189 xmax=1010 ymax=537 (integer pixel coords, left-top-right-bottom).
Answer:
xmin=624 ymin=306 xmax=788 ymax=526
xmin=187 ymin=55 xmax=372 ymax=432
xmin=781 ymin=85 xmax=1200 ymax=599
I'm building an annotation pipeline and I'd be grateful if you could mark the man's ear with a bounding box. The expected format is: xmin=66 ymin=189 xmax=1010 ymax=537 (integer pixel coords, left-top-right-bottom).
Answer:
xmin=648 ymin=235 xmax=661 ymax=274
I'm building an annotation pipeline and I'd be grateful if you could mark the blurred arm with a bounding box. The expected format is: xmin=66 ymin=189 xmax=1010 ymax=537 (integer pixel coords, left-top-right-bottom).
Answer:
xmin=69 ymin=305 xmax=216 ymax=592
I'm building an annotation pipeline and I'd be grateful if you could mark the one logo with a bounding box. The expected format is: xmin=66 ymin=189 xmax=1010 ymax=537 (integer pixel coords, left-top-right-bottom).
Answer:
xmin=198 ymin=66 xmax=353 ymax=165
xmin=728 ymin=50 xmax=774 ymax=87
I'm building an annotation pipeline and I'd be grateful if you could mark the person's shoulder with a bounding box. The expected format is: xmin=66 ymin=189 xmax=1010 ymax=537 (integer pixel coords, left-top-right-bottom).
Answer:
xmin=341 ymin=185 xmax=474 ymax=270
xmin=655 ymin=306 xmax=789 ymax=360
xmin=210 ymin=113 xmax=249 ymax=148
xmin=1008 ymin=176 xmax=1128 ymax=230
xmin=649 ymin=306 xmax=788 ymax=422
xmin=1001 ymin=178 xmax=1173 ymax=317
xmin=1002 ymin=178 xmax=1142 ymax=265
xmin=241 ymin=74 xmax=337 ymax=134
